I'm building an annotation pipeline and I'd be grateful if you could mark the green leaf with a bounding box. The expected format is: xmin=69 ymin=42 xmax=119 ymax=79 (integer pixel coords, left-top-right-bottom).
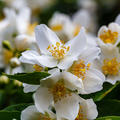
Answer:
xmin=81 ymin=82 xmax=120 ymax=101
xmin=96 ymin=116 xmax=120 ymax=120
xmin=0 ymin=110 xmax=20 ymax=120
xmin=4 ymin=103 xmax=32 ymax=112
xmin=5 ymin=72 xmax=50 ymax=85
xmin=96 ymin=99 xmax=120 ymax=117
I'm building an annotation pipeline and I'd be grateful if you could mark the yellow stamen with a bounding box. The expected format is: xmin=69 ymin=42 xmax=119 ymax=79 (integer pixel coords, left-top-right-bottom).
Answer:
xmin=102 ymin=58 xmax=120 ymax=76
xmin=51 ymin=24 xmax=63 ymax=31
xmin=3 ymin=49 xmax=13 ymax=64
xmin=26 ymin=22 xmax=37 ymax=35
xmin=75 ymin=105 xmax=88 ymax=120
xmin=47 ymin=42 xmax=70 ymax=60
xmin=33 ymin=64 xmax=43 ymax=72
xmin=49 ymin=80 xmax=71 ymax=103
xmin=99 ymin=30 xmax=118 ymax=44
xmin=69 ymin=60 xmax=91 ymax=80
xmin=74 ymin=26 xmax=81 ymax=37
xmin=38 ymin=112 xmax=53 ymax=120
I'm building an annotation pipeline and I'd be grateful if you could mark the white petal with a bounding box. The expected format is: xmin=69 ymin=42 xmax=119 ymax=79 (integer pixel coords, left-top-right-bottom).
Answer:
xmin=23 ymin=83 xmax=39 ymax=93
xmin=17 ymin=7 xmax=31 ymax=34
xmin=41 ymin=68 xmax=61 ymax=88
xmin=21 ymin=105 xmax=40 ymax=120
xmin=20 ymin=50 xmax=57 ymax=68
xmin=78 ymin=47 xmax=101 ymax=63
xmin=55 ymin=93 xmax=79 ymax=120
xmin=73 ymin=9 xmax=91 ymax=28
xmin=98 ymin=26 xmax=108 ymax=37
xmin=65 ymin=27 xmax=87 ymax=57
xmin=62 ymin=71 xmax=83 ymax=92
xmin=58 ymin=56 xmax=77 ymax=70
xmin=81 ymin=68 xmax=105 ymax=94
xmin=108 ymin=22 xmax=120 ymax=33
xmin=33 ymin=87 xmax=53 ymax=113
xmin=35 ymin=24 xmax=60 ymax=54
xmin=79 ymin=98 xmax=98 ymax=119
xmin=106 ymin=75 xmax=120 ymax=85
xmin=115 ymin=14 xmax=120 ymax=25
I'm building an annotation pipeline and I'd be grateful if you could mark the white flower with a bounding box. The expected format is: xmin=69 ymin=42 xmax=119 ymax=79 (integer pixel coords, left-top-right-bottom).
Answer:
xmin=25 ymin=0 xmax=55 ymax=11
xmin=49 ymin=12 xmax=74 ymax=42
xmin=19 ymin=24 xmax=87 ymax=70
xmin=33 ymin=69 xmax=82 ymax=120
xmin=93 ymin=45 xmax=120 ymax=85
xmin=98 ymin=22 xmax=120 ymax=46
xmin=3 ymin=0 xmax=27 ymax=10
xmin=21 ymin=105 xmax=56 ymax=120
xmin=49 ymin=12 xmax=97 ymax=46
xmin=74 ymin=98 xmax=98 ymax=120
xmin=63 ymin=47 xmax=105 ymax=94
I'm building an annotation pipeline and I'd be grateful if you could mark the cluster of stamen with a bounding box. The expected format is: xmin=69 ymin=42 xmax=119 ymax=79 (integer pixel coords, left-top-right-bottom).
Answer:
xmin=33 ymin=64 xmax=43 ymax=72
xmin=47 ymin=42 xmax=70 ymax=60
xmin=38 ymin=112 xmax=53 ymax=120
xmin=51 ymin=24 xmax=63 ymax=31
xmin=102 ymin=58 xmax=120 ymax=76
xmin=69 ymin=60 xmax=91 ymax=80
xmin=3 ymin=49 xmax=13 ymax=64
xmin=75 ymin=105 xmax=88 ymax=120
xmin=49 ymin=80 xmax=71 ymax=103
xmin=99 ymin=30 xmax=118 ymax=44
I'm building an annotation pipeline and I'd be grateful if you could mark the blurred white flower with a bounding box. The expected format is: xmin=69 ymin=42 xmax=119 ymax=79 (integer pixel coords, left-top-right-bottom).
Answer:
xmin=49 ymin=12 xmax=75 ymax=42
xmin=98 ymin=23 xmax=120 ymax=46
xmin=20 ymin=24 xmax=87 ymax=70
xmin=93 ymin=45 xmax=120 ymax=85
xmin=49 ymin=12 xmax=97 ymax=46
xmin=25 ymin=0 xmax=55 ymax=11
xmin=21 ymin=105 xmax=56 ymax=120
xmin=63 ymin=47 xmax=105 ymax=94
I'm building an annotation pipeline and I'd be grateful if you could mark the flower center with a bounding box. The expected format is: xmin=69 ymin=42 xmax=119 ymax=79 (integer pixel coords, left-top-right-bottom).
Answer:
xmin=49 ymin=80 xmax=71 ymax=103
xmin=102 ymin=58 xmax=120 ymax=76
xmin=69 ymin=60 xmax=91 ymax=80
xmin=51 ymin=24 xmax=63 ymax=31
xmin=26 ymin=22 xmax=37 ymax=35
xmin=3 ymin=49 xmax=13 ymax=64
xmin=74 ymin=26 xmax=81 ymax=37
xmin=47 ymin=42 xmax=70 ymax=60
xmin=75 ymin=105 xmax=88 ymax=120
xmin=99 ymin=30 xmax=118 ymax=44
xmin=38 ymin=112 xmax=53 ymax=120
xmin=33 ymin=64 xmax=43 ymax=72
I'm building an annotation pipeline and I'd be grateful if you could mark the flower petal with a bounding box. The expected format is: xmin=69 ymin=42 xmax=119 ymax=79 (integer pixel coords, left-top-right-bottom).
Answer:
xmin=33 ymin=87 xmax=53 ymax=113
xmin=81 ymin=68 xmax=105 ymax=94
xmin=55 ymin=93 xmax=79 ymax=120
xmin=19 ymin=50 xmax=57 ymax=68
xmin=65 ymin=27 xmax=87 ymax=57
xmin=78 ymin=47 xmax=100 ymax=63
xmin=62 ymin=71 xmax=83 ymax=92
xmin=35 ymin=24 xmax=60 ymax=54
xmin=21 ymin=105 xmax=40 ymax=120
xmin=58 ymin=56 xmax=77 ymax=70
xmin=23 ymin=83 xmax=39 ymax=93
xmin=79 ymin=98 xmax=98 ymax=119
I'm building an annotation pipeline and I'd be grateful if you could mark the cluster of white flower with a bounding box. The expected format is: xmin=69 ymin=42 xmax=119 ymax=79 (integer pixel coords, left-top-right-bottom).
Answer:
xmin=0 ymin=0 xmax=120 ymax=120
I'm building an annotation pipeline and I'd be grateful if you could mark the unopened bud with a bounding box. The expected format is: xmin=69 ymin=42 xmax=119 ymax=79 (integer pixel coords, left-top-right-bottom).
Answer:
xmin=10 ymin=57 xmax=21 ymax=68
xmin=0 ymin=75 xmax=9 ymax=84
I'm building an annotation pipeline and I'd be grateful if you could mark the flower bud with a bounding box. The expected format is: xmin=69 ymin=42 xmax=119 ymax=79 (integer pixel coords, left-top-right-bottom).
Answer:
xmin=10 ymin=57 xmax=21 ymax=68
